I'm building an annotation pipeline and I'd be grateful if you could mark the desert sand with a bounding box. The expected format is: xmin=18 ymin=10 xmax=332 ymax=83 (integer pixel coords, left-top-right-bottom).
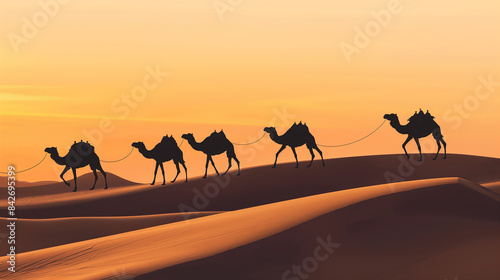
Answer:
xmin=0 ymin=154 xmax=499 ymax=280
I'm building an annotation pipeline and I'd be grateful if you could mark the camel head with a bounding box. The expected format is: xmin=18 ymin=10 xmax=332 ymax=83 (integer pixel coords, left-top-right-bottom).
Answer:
xmin=181 ymin=133 xmax=194 ymax=140
xmin=263 ymin=127 xmax=277 ymax=134
xmin=383 ymin=113 xmax=398 ymax=122
xmin=44 ymin=147 xmax=58 ymax=154
xmin=131 ymin=142 xmax=145 ymax=149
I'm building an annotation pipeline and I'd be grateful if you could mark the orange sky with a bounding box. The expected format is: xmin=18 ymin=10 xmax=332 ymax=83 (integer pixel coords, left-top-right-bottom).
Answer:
xmin=1 ymin=0 xmax=499 ymax=183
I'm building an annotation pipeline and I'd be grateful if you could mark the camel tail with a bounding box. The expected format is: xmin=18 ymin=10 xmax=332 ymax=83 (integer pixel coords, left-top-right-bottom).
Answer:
xmin=178 ymin=149 xmax=186 ymax=164
xmin=432 ymin=127 xmax=444 ymax=139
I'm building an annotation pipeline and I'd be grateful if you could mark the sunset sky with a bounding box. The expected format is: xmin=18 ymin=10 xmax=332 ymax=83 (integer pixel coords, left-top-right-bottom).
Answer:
xmin=1 ymin=0 xmax=499 ymax=183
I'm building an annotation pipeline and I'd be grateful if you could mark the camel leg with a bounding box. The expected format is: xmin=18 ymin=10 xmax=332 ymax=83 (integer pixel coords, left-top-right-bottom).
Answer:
xmin=181 ymin=162 xmax=188 ymax=182
xmin=314 ymin=145 xmax=325 ymax=167
xmin=209 ymin=156 xmax=219 ymax=176
xmin=414 ymin=138 xmax=422 ymax=161
xmin=433 ymin=139 xmax=441 ymax=160
xmin=151 ymin=162 xmax=159 ymax=185
xmin=171 ymin=162 xmax=180 ymax=183
xmin=223 ymin=155 xmax=232 ymax=175
xmin=273 ymin=145 xmax=286 ymax=168
xmin=90 ymin=168 xmax=98 ymax=190
xmin=60 ymin=166 xmax=70 ymax=187
xmin=97 ymin=164 xmax=108 ymax=189
xmin=441 ymin=139 xmax=447 ymax=159
xmin=160 ymin=163 xmax=166 ymax=185
xmin=307 ymin=138 xmax=325 ymax=167
xmin=307 ymin=147 xmax=315 ymax=168
xmin=402 ymin=135 xmax=412 ymax=159
xmin=433 ymin=128 xmax=447 ymax=159
xmin=234 ymin=155 xmax=240 ymax=176
xmin=203 ymin=156 xmax=210 ymax=178
xmin=291 ymin=147 xmax=299 ymax=168
xmin=71 ymin=167 xmax=77 ymax=192
xmin=223 ymin=148 xmax=240 ymax=175
xmin=317 ymin=147 xmax=325 ymax=167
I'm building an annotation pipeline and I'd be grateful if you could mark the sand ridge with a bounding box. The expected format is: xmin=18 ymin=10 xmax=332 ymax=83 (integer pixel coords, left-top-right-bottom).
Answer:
xmin=2 ymin=177 xmax=498 ymax=279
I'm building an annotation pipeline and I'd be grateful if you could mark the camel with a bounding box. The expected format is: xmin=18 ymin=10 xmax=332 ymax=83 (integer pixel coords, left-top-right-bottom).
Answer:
xmin=44 ymin=141 xmax=108 ymax=192
xmin=131 ymin=135 xmax=187 ymax=185
xmin=181 ymin=130 xmax=240 ymax=178
xmin=263 ymin=122 xmax=325 ymax=168
xmin=383 ymin=111 xmax=447 ymax=161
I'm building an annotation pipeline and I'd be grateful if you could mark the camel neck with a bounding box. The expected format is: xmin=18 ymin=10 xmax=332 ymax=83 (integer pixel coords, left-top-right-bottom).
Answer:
xmin=187 ymin=138 xmax=203 ymax=151
xmin=390 ymin=119 xmax=409 ymax=134
xmin=50 ymin=152 xmax=67 ymax=165
xmin=269 ymin=130 xmax=284 ymax=145
xmin=138 ymin=146 xmax=155 ymax=159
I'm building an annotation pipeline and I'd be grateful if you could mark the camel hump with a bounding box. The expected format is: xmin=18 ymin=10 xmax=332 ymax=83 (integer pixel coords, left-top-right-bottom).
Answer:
xmin=208 ymin=130 xmax=227 ymax=140
xmin=280 ymin=123 xmax=310 ymax=140
xmin=287 ymin=122 xmax=310 ymax=135
xmin=70 ymin=141 xmax=95 ymax=155
xmin=408 ymin=110 xmax=435 ymax=124
xmin=161 ymin=135 xmax=178 ymax=147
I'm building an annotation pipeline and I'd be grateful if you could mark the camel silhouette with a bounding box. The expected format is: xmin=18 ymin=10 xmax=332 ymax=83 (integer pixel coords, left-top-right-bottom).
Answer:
xmin=44 ymin=141 xmax=108 ymax=192
xmin=264 ymin=122 xmax=325 ymax=168
xmin=131 ymin=135 xmax=187 ymax=185
xmin=384 ymin=110 xmax=447 ymax=161
xmin=181 ymin=130 xmax=240 ymax=178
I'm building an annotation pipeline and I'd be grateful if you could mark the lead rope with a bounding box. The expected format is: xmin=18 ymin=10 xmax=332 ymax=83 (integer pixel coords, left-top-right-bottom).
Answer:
xmin=100 ymin=147 xmax=135 ymax=163
xmin=317 ymin=120 xmax=386 ymax=147
xmin=0 ymin=120 xmax=386 ymax=173
xmin=0 ymin=153 xmax=48 ymax=174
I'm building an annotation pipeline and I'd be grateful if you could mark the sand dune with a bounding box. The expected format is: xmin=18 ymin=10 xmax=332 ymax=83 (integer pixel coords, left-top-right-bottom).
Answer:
xmin=1 ymin=154 xmax=498 ymax=279
xmin=0 ymin=212 xmax=222 ymax=253
xmin=0 ymin=172 xmax=137 ymax=198
xmin=5 ymin=154 xmax=500 ymax=219
xmin=0 ymin=176 xmax=56 ymax=188
xmin=483 ymin=181 xmax=500 ymax=195
xmin=1 ymin=177 xmax=499 ymax=280
xmin=155 ymin=178 xmax=500 ymax=280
